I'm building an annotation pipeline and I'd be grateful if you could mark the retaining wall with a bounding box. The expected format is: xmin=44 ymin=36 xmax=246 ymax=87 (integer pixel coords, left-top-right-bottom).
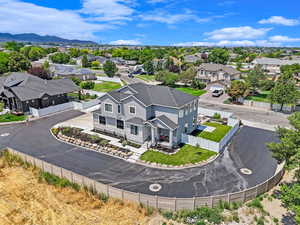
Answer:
xmin=5 ymin=148 xmax=284 ymax=211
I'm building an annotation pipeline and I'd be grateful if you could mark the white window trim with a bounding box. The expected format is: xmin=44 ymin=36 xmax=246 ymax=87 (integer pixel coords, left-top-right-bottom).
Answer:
xmin=129 ymin=105 xmax=136 ymax=115
xmin=104 ymin=103 xmax=113 ymax=113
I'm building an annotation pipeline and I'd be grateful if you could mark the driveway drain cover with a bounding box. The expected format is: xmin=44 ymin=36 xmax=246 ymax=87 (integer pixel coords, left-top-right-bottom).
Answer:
xmin=0 ymin=133 xmax=10 ymax=137
xmin=240 ymin=168 xmax=252 ymax=175
xmin=149 ymin=183 xmax=162 ymax=192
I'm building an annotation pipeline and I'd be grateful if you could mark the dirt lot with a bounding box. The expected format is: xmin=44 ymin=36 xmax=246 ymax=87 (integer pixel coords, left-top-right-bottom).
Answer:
xmin=0 ymin=153 xmax=293 ymax=225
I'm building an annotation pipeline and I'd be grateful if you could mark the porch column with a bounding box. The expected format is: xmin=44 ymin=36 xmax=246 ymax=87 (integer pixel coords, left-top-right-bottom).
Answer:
xmin=151 ymin=127 xmax=155 ymax=146
xmin=169 ymin=129 xmax=173 ymax=147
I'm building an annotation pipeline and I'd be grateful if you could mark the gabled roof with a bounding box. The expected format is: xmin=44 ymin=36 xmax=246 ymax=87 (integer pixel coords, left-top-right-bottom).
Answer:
xmin=151 ymin=115 xmax=178 ymax=130
xmin=105 ymin=83 xmax=197 ymax=108
xmin=0 ymin=72 xmax=79 ymax=101
xmin=198 ymin=63 xmax=240 ymax=75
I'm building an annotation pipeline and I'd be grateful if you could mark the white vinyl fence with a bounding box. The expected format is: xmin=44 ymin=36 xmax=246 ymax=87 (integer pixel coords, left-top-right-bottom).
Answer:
xmin=30 ymin=99 xmax=101 ymax=117
xmin=198 ymin=107 xmax=233 ymax=119
xmin=96 ymin=76 xmax=121 ymax=83
xmin=30 ymin=102 xmax=74 ymax=117
xmin=243 ymin=100 xmax=294 ymax=113
xmin=182 ymin=120 xmax=239 ymax=153
xmin=73 ymin=99 xmax=100 ymax=110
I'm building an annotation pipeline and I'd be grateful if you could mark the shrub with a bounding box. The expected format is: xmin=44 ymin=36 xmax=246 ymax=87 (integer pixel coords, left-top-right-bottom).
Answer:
xmin=192 ymin=79 xmax=206 ymax=90
xmin=212 ymin=113 xmax=221 ymax=120
xmin=98 ymin=193 xmax=109 ymax=203
xmin=247 ymin=198 xmax=263 ymax=209
xmin=80 ymin=81 xmax=95 ymax=90
xmin=39 ymin=171 xmax=80 ymax=191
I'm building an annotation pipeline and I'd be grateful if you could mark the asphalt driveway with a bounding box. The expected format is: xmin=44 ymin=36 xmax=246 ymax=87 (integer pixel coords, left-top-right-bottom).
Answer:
xmin=0 ymin=110 xmax=278 ymax=198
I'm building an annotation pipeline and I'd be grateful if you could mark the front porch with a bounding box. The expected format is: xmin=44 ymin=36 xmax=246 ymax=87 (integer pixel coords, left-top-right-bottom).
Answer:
xmin=148 ymin=125 xmax=177 ymax=149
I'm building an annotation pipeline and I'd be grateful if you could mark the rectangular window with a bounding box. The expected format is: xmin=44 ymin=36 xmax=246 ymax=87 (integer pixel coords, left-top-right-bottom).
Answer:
xmin=130 ymin=125 xmax=138 ymax=135
xmin=116 ymin=120 xmax=124 ymax=129
xmin=129 ymin=106 xmax=136 ymax=114
xmin=118 ymin=104 xmax=121 ymax=114
xmin=99 ymin=116 xmax=106 ymax=125
xmin=179 ymin=110 xmax=184 ymax=118
xmin=105 ymin=103 xmax=113 ymax=113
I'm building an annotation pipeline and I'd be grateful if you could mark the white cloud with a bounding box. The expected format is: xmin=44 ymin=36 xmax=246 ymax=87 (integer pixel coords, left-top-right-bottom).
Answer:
xmin=259 ymin=16 xmax=299 ymax=26
xmin=269 ymin=35 xmax=300 ymax=42
xmin=109 ymin=39 xmax=141 ymax=45
xmin=80 ymin=0 xmax=135 ymax=22
xmin=174 ymin=40 xmax=281 ymax=47
xmin=140 ymin=10 xmax=226 ymax=25
xmin=205 ymin=26 xmax=271 ymax=40
xmin=0 ymin=0 xmax=111 ymax=40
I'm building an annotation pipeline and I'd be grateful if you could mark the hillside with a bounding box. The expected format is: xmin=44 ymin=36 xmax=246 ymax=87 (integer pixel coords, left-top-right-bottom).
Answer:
xmin=0 ymin=33 xmax=97 ymax=45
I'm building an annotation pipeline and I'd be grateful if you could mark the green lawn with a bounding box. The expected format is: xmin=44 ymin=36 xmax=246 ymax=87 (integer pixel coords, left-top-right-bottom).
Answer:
xmin=93 ymin=81 xmax=121 ymax=92
xmin=0 ymin=113 xmax=26 ymax=123
xmin=135 ymin=75 xmax=156 ymax=82
xmin=245 ymin=91 xmax=271 ymax=103
xmin=176 ymin=87 xmax=207 ymax=96
xmin=140 ymin=144 xmax=217 ymax=166
xmin=192 ymin=122 xmax=232 ymax=142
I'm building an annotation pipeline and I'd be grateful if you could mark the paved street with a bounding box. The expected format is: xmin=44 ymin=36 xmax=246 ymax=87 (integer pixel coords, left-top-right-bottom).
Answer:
xmin=199 ymin=100 xmax=290 ymax=129
xmin=0 ymin=111 xmax=278 ymax=198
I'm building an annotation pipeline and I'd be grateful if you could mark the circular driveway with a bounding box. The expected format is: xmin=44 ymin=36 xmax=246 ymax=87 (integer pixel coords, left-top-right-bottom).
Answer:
xmin=0 ymin=110 xmax=278 ymax=198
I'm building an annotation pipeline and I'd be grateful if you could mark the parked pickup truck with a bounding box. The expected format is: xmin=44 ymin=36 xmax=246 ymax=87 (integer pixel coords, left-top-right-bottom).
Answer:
xmin=212 ymin=89 xmax=224 ymax=97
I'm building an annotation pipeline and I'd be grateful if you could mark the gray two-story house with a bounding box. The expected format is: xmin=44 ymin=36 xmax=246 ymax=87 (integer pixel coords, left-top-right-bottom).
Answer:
xmin=92 ymin=83 xmax=198 ymax=149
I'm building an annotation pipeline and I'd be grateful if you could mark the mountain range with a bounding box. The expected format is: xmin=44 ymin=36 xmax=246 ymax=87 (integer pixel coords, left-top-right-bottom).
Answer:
xmin=0 ymin=33 xmax=97 ymax=45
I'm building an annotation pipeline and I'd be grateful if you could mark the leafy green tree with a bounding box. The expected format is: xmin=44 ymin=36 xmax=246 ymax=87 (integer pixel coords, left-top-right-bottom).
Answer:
xmin=208 ymin=48 xmax=229 ymax=65
xmin=91 ymin=60 xmax=100 ymax=69
xmin=69 ymin=48 xmax=81 ymax=58
xmin=4 ymin=41 xmax=24 ymax=51
xmin=43 ymin=61 xmax=50 ymax=70
xmin=45 ymin=47 xmax=58 ymax=54
xmin=103 ymin=60 xmax=118 ymax=77
xmin=8 ymin=52 xmax=31 ymax=72
xmin=179 ymin=66 xmax=197 ymax=85
xmin=0 ymin=52 xmax=9 ymax=74
xmin=246 ymin=66 xmax=266 ymax=92
xmin=143 ymin=60 xmax=154 ymax=75
xmin=28 ymin=47 xmax=46 ymax=61
xmin=80 ymin=81 xmax=95 ymax=90
xmin=81 ymin=55 xmax=90 ymax=68
xmin=155 ymin=70 xmax=178 ymax=86
xmin=49 ymin=52 xmax=70 ymax=64
xmin=259 ymin=80 xmax=275 ymax=91
xmin=70 ymin=77 xmax=81 ymax=86
xmin=270 ymin=73 xmax=299 ymax=111
xmin=268 ymin=112 xmax=300 ymax=180
xmin=227 ymin=80 xmax=248 ymax=103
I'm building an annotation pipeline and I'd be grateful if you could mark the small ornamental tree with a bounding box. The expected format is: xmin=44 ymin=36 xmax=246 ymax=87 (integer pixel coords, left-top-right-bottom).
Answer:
xmin=80 ymin=81 xmax=95 ymax=90
xmin=81 ymin=55 xmax=90 ymax=68
xmin=143 ymin=60 xmax=154 ymax=75
xmin=270 ymin=73 xmax=299 ymax=111
xmin=227 ymin=80 xmax=248 ymax=103
xmin=103 ymin=60 xmax=118 ymax=77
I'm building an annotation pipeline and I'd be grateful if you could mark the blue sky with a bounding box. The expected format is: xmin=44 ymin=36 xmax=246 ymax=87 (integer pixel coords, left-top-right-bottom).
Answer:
xmin=1 ymin=0 xmax=300 ymax=46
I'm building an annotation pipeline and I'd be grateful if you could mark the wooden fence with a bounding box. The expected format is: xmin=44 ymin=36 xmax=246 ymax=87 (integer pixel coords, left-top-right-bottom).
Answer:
xmin=6 ymin=148 xmax=284 ymax=211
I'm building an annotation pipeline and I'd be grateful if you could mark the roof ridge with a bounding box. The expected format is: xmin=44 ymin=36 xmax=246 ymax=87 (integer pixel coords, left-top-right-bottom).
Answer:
xmin=168 ymin=87 xmax=179 ymax=107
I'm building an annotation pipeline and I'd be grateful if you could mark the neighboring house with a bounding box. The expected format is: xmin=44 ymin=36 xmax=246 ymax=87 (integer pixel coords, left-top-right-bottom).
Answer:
xmin=50 ymin=64 xmax=96 ymax=81
xmin=251 ymin=57 xmax=300 ymax=75
xmin=0 ymin=72 xmax=79 ymax=113
xmin=93 ymin=83 xmax=198 ymax=148
xmin=76 ymin=55 xmax=108 ymax=66
xmin=184 ymin=53 xmax=208 ymax=63
xmin=196 ymin=63 xmax=241 ymax=86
